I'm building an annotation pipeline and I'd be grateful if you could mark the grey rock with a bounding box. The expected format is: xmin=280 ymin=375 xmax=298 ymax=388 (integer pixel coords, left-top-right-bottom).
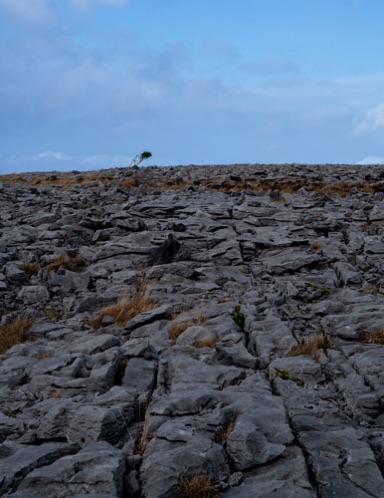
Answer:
xmin=3 ymin=164 xmax=384 ymax=496
xmin=16 ymin=442 xmax=125 ymax=498
xmin=226 ymin=417 xmax=286 ymax=470
xmin=17 ymin=285 xmax=50 ymax=304
xmin=0 ymin=441 xmax=79 ymax=495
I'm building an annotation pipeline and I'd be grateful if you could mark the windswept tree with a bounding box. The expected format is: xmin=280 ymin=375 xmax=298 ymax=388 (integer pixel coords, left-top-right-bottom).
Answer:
xmin=130 ymin=151 xmax=152 ymax=167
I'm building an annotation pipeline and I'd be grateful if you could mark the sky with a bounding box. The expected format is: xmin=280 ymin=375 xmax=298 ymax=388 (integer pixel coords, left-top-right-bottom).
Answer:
xmin=1 ymin=0 xmax=384 ymax=173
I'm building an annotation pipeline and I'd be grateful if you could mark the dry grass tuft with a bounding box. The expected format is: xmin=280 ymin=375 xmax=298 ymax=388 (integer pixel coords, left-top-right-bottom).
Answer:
xmin=192 ymin=334 xmax=219 ymax=349
xmin=0 ymin=316 xmax=35 ymax=354
xmin=287 ymin=334 xmax=331 ymax=360
xmin=310 ymin=242 xmax=322 ymax=251
xmin=362 ymin=283 xmax=381 ymax=294
xmin=43 ymin=306 xmax=62 ymax=321
xmin=45 ymin=254 xmax=85 ymax=272
xmin=215 ymin=416 xmax=236 ymax=443
xmin=32 ymin=351 xmax=55 ymax=360
xmin=135 ymin=424 xmax=153 ymax=456
xmin=174 ymin=474 xmax=221 ymax=498
xmin=19 ymin=262 xmax=40 ymax=276
xmin=169 ymin=322 xmax=192 ymax=341
xmin=89 ymin=286 xmax=156 ymax=329
xmin=361 ymin=329 xmax=384 ymax=344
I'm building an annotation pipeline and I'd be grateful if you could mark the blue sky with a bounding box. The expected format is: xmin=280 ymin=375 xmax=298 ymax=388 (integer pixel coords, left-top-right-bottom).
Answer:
xmin=1 ymin=0 xmax=384 ymax=173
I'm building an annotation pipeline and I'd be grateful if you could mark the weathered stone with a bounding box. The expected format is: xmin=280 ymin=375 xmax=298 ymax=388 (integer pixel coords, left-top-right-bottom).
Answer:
xmin=2 ymin=164 xmax=384 ymax=496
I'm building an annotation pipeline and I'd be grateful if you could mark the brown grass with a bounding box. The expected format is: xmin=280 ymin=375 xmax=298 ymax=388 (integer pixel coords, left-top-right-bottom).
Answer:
xmin=192 ymin=335 xmax=219 ymax=348
xmin=0 ymin=316 xmax=35 ymax=354
xmin=135 ymin=424 xmax=153 ymax=456
xmin=287 ymin=334 xmax=331 ymax=360
xmin=361 ymin=329 xmax=384 ymax=344
xmin=174 ymin=474 xmax=221 ymax=498
xmin=362 ymin=283 xmax=381 ymax=294
xmin=89 ymin=287 xmax=156 ymax=328
xmin=43 ymin=307 xmax=62 ymax=321
xmin=45 ymin=254 xmax=85 ymax=272
xmin=19 ymin=262 xmax=40 ymax=276
xmin=215 ymin=416 xmax=236 ymax=443
xmin=169 ymin=322 xmax=192 ymax=341
xmin=32 ymin=351 xmax=55 ymax=360
xmin=3 ymin=167 xmax=384 ymax=199
xmin=310 ymin=242 xmax=322 ymax=251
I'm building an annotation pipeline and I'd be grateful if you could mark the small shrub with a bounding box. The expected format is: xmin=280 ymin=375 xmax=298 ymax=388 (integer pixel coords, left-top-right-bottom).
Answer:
xmin=231 ymin=305 xmax=245 ymax=330
xmin=287 ymin=334 xmax=331 ymax=360
xmin=130 ymin=151 xmax=152 ymax=167
xmin=174 ymin=474 xmax=221 ymax=498
xmin=0 ymin=316 xmax=34 ymax=354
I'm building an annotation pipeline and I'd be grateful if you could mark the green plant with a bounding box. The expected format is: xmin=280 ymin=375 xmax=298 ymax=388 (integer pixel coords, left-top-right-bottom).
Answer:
xmin=275 ymin=369 xmax=289 ymax=380
xmin=130 ymin=151 xmax=152 ymax=167
xmin=196 ymin=314 xmax=207 ymax=325
xmin=378 ymin=398 xmax=384 ymax=415
xmin=231 ymin=305 xmax=245 ymax=330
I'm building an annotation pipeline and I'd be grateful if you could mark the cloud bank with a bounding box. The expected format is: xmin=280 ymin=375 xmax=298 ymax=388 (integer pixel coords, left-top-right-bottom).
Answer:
xmin=0 ymin=0 xmax=53 ymax=24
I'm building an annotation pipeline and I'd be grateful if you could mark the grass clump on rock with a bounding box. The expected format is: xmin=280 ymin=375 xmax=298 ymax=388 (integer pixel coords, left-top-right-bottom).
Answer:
xmin=45 ymin=253 xmax=86 ymax=272
xmin=0 ymin=315 xmax=35 ymax=354
xmin=89 ymin=284 xmax=156 ymax=329
xmin=19 ymin=262 xmax=40 ymax=276
xmin=174 ymin=474 xmax=221 ymax=498
xmin=361 ymin=328 xmax=384 ymax=345
xmin=287 ymin=334 xmax=331 ymax=360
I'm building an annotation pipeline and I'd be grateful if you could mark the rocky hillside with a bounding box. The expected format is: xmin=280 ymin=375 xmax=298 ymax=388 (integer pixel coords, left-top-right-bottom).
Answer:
xmin=1 ymin=163 xmax=384 ymax=497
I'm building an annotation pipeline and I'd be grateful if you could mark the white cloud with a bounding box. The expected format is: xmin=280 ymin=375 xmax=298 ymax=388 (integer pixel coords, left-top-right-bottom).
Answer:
xmin=355 ymin=103 xmax=384 ymax=135
xmin=82 ymin=154 xmax=133 ymax=168
xmin=0 ymin=0 xmax=53 ymax=24
xmin=356 ymin=156 xmax=384 ymax=165
xmin=35 ymin=151 xmax=71 ymax=161
xmin=69 ymin=0 xmax=126 ymax=11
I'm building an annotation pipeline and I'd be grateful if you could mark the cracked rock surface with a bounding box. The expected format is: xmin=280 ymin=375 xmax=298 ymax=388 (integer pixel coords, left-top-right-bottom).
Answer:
xmin=1 ymin=163 xmax=384 ymax=496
